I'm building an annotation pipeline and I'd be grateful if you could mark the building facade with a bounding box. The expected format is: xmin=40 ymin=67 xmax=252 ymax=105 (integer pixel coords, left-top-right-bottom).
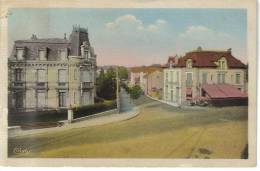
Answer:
xmin=8 ymin=26 xmax=97 ymax=112
xmin=145 ymin=70 xmax=164 ymax=99
xmin=163 ymin=47 xmax=247 ymax=106
xmin=129 ymin=66 xmax=163 ymax=95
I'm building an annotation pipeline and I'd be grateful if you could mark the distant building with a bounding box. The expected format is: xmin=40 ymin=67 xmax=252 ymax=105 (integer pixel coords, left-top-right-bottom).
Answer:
xmin=144 ymin=69 xmax=164 ymax=99
xmin=130 ymin=66 xmax=163 ymax=97
xmin=8 ymin=26 xmax=97 ymax=112
xmin=163 ymin=47 xmax=247 ymax=106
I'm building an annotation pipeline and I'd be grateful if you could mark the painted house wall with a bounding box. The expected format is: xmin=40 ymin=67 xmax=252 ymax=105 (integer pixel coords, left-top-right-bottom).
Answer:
xmin=163 ymin=68 xmax=182 ymax=105
xmin=164 ymin=67 xmax=246 ymax=105
xmin=147 ymin=71 xmax=164 ymax=98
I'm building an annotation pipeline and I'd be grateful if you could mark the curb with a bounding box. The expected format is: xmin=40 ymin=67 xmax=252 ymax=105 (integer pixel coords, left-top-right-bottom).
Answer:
xmin=145 ymin=95 xmax=180 ymax=107
xmin=8 ymin=107 xmax=140 ymax=138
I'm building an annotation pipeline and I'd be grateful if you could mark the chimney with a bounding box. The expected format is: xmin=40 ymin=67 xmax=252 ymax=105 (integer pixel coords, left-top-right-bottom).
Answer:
xmin=31 ymin=34 xmax=37 ymax=40
xmin=64 ymin=33 xmax=67 ymax=40
xmin=227 ymin=48 xmax=232 ymax=53
xmin=197 ymin=46 xmax=202 ymax=51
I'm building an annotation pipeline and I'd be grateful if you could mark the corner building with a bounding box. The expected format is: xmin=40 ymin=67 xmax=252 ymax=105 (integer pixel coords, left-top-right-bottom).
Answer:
xmin=8 ymin=26 xmax=97 ymax=112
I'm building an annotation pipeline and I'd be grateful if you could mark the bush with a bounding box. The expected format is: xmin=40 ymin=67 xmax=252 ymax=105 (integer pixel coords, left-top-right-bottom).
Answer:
xmin=129 ymin=85 xmax=143 ymax=99
xmin=121 ymin=82 xmax=131 ymax=94
xmin=94 ymin=96 xmax=105 ymax=103
xmin=72 ymin=100 xmax=116 ymax=119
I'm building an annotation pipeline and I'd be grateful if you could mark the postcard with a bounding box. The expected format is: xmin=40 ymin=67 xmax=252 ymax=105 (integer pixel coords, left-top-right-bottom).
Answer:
xmin=0 ymin=0 xmax=257 ymax=167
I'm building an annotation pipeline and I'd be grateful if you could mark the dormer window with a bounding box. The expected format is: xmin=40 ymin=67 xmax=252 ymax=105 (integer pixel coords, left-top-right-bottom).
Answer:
xmin=16 ymin=47 xmax=25 ymax=60
xmin=38 ymin=48 xmax=47 ymax=61
xmin=59 ymin=48 xmax=68 ymax=61
xmin=186 ymin=59 xmax=192 ymax=68
xmin=218 ymin=57 xmax=227 ymax=70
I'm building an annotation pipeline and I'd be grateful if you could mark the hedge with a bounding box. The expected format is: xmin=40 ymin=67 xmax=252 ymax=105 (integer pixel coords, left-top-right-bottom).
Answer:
xmin=72 ymin=100 xmax=117 ymax=119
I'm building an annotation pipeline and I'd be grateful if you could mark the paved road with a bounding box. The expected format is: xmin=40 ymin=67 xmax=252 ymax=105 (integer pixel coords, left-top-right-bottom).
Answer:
xmin=119 ymin=88 xmax=134 ymax=112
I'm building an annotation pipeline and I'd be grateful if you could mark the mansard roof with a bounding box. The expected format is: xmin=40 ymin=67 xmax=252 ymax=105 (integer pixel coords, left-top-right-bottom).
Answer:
xmin=10 ymin=26 xmax=93 ymax=60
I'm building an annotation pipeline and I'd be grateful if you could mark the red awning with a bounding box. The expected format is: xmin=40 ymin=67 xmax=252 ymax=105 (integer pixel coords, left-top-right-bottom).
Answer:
xmin=202 ymin=84 xmax=247 ymax=99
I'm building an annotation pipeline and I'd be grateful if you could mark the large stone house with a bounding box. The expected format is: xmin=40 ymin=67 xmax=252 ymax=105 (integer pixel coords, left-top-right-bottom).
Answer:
xmin=8 ymin=26 xmax=97 ymax=112
xmin=163 ymin=47 xmax=247 ymax=106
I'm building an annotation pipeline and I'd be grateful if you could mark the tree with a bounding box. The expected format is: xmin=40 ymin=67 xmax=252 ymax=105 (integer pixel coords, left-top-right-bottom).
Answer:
xmin=118 ymin=66 xmax=129 ymax=80
xmin=129 ymin=85 xmax=142 ymax=99
xmin=96 ymin=67 xmax=116 ymax=100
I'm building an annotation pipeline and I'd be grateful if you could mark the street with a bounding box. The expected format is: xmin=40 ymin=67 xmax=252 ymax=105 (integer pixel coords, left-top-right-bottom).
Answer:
xmin=8 ymin=96 xmax=248 ymax=158
xmin=119 ymin=88 xmax=134 ymax=112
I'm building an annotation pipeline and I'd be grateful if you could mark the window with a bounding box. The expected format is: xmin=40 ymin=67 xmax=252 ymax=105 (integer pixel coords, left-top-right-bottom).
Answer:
xmin=170 ymin=90 xmax=173 ymax=102
xmin=74 ymin=92 xmax=76 ymax=104
xmin=186 ymin=59 xmax=192 ymax=68
xmin=37 ymin=69 xmax=46 ymax=82
xmin=37 ymin=92 xmax=46 ymax=108
xmin=60 ymin=50 xmax=67 ymax=60
xmin=217 ymin=73 xmax=225 ymax=84
xmin=202 ymin=73 xmax=207 ymax=84
xmin=15 ymin=69 xmax=22 ymax=81
xmin=58 ymin=69 xmax=67 ymax=83
xmin=58 ymin=91 xmax=66 ymax=107
xmin=85 ymin=51 xmax=89 ymax=59
xmin=176 ymin=87 xmax=179 ymax=102
xmin=236 ymin=73 xmax=241 ymax=84
xmin=165 ymin=85 xmax=168 ymax=99
xmin=176 ymin=71 xmax=179 ymax=83
xmin=186 ymin=72 xmax=193 ymax=87
xmin=170 ymin=71 xmax=173 ymax=82
xmin=211 ymin=75 xmax=213 ymax=81
xmin=16 ymin=49 xmax=24 ymax=60
xmin=74 ymin=69 xmax=77 ymax=80
xmin=39 ymin=50 xmax=46 ymax=60
xmin=82 ymin=70 xmax=91 ymax=82
xmin=218 ymin=58 xmax=227 ymax=70
xmin=166 ymin=72 xmax=168 ymax=81
xmin=82 ymin=91 xmax=90 ymax=105
xmin=15 ymin=92 xmax=23 ymax=108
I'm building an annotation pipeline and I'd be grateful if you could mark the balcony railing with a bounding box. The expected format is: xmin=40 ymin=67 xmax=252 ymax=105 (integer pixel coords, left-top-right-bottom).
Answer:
xmin=11 ymin=81 xmax=25 ymax=89
xmin=81 ymin=82 xmax=94 ymax=89
xmin=186 ymin=80 xmax=193 ymax=87
xmin=37 ymin=82 xmax=46 ymax=86
xmin=58 ymin=82 xmax=68 ymax=86
xmin=36 ymin=82 xmax=48 ymax=89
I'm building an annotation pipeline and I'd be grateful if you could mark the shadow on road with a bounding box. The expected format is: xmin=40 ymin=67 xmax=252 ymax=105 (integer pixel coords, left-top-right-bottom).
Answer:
xmin=119 ymin=88 xmax=134 ymax=112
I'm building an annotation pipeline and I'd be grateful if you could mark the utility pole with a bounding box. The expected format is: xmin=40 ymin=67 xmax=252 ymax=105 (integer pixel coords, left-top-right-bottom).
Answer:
xmin=116 ymin=66 xmax=120 ymax=113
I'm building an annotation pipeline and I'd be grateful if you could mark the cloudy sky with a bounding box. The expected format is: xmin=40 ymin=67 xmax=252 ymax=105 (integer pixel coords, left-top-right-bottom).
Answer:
xmin=8 ymin=8 xmax=247 ymax=66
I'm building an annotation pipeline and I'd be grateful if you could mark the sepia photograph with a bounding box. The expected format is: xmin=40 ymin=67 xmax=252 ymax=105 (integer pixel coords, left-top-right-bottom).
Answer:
xmin=0 ymin=0 xmax=257 ymax=167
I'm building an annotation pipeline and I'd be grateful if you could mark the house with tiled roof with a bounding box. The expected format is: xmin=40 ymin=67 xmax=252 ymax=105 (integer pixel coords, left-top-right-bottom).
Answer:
xmin=163 ymin=47 xmax=247 ymax=106
xmin=8 ymin=26 xmax=97 ymax=112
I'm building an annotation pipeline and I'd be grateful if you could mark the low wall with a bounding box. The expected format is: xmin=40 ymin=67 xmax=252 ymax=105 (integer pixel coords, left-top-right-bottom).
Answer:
xmin=72 ymin=109 xmax=118 ymax=123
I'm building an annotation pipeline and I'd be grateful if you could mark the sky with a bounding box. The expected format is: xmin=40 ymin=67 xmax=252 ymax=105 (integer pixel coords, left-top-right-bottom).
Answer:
xmin=8 ymin=8 xmax=247 ymax=67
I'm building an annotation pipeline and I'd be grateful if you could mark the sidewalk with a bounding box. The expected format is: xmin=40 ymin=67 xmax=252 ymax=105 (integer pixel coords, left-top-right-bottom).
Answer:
xmin=145 ymin=94 xmax=180 ymax=107
xmin=8 ymin=107 xmax=139 ymax=138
